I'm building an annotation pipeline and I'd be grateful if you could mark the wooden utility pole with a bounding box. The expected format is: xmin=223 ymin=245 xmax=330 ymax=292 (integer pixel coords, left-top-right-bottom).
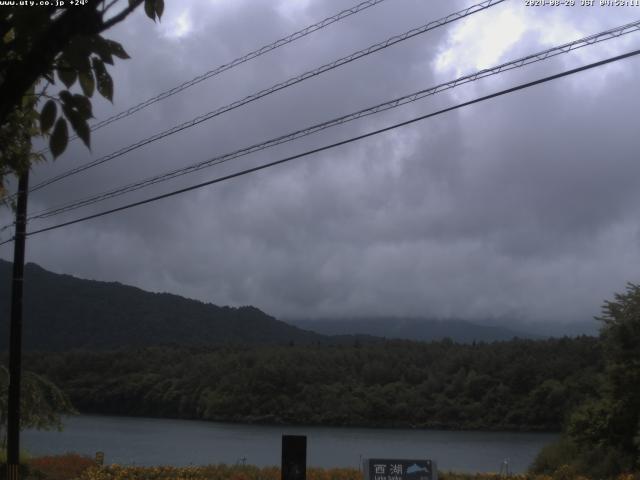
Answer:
xmin=6 ymin=172 xmax=29 ymax=480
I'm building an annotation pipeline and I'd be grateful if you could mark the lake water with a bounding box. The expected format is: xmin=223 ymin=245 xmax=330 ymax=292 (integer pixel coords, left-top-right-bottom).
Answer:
xmin=24 ymin=415 xmax=556 ymax=474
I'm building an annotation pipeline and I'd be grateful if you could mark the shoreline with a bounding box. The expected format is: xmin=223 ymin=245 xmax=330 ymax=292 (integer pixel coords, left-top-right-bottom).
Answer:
xmin=63 ymin=411 xmax=562 ymax=435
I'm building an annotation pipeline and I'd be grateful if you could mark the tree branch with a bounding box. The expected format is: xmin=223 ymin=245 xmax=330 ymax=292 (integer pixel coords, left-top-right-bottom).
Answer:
xmin=102 ymin=0 xmax=122 ymax=15
xmin=101 ymin=0 xmax=144 ymax=31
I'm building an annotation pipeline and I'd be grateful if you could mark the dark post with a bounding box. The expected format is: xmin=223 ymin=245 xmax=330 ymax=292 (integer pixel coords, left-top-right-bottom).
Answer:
xmin=281 ymin=435 xmax=306 ymax=480
xmin=6 ymin=172 xmax=29 ymax=480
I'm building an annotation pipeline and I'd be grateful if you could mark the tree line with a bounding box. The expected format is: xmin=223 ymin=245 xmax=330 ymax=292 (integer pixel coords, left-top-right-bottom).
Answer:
xmin=23 ymin=336 xmax=602 ymax=432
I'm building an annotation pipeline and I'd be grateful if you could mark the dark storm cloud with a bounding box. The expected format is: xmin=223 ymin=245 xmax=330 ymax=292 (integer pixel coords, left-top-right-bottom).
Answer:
xmin=3 ymin=0 xmax=640 ymax=324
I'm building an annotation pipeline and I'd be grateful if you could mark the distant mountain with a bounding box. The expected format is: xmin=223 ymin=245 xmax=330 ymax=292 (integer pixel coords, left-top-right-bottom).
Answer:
xmin=514 ymin=320 xmax=600 ymax=338
xmin=0 ymin=260 xmax=325 ymax=351
xmin=289 ymin=317 xmax=538 ymax=343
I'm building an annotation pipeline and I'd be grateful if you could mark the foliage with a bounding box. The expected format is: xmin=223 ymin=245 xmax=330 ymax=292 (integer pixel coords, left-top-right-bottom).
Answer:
xmin=0 ymin=0 xmax=165 ymax=199
xmin=0 ymin=91 xmax=45 ymax=203
xmin=531 ymin=283 xmax=640 ymax=478
xmin=27 ymin=453 xmax=96 ymax=480
xmin=0 ymin=365 xmax=76 ymax=449
xmin=24 ymin=335 xmax=603 ymax=432
xmin=77 ymin=464 xmax=358 ymax=480
xmin=597 ymin=283 xmax=640 ymax=456
xmin=529 ymin=437 xmax=580 ymax=476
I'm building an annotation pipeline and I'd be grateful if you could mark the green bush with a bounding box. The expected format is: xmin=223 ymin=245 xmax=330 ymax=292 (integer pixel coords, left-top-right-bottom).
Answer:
xmin=530 ymin=435 xmax=637 ymax=479
xmin=529 ymin=437 xmax=579 ymax=475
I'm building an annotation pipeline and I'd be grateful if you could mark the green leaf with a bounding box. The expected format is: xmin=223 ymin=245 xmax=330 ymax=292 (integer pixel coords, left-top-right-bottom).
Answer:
xmin=66 ymin=109 xmax=91 ymax=149
xmin=39 ymin=100 xmax=57 ymax=133
xmin=60 ymin=100 xmax=74 ymax=127
xmin=89 ymin=36 xmax=114 ymax=65
xmin=99 ymin=72 xmax=114 ymax=102
xmin=92 ymin=58 xmax=113 ymax=102
xmin=92 ymin=56 xmax=104 ymax=76
xmin=144 ymin=0 xmax=156 ymax=21
xmin=61 ymin=39 xmax=92 ymax=74
xmin=72 ymin=94 xmax=93 ymax=120
xmin=60 ymin=91 xmax=93 ymax=137
xmin=59 ymin=90 xmax=73 ymax=104
xmin=3 ymin=28 xmax=15 ymax=44
xmin=105 ymin=39 xmax=130 ymax=60
xmin=57 ymin=66 xmax=77 ymax=88
xmin=79 ymin=71 xmax=95 ymax=98
xmin=21 ymin=92 xmax=33 ymax=109
xmin=155 ymin=0 xmax=164 ymax=20
xmin=50 ymin=117 xmax=68 ymax=158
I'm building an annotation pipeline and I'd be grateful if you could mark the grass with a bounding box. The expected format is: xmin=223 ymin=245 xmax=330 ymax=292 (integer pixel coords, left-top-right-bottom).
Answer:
xmin=1 ymin=455 xmax=637 ymax=480
xmin=27 ymin=453 xmax=97 ymax=480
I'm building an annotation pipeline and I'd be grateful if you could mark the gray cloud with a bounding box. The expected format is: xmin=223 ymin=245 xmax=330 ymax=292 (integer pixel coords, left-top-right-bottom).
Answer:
xmin=3 ymin=0 xmax=640 ymax=325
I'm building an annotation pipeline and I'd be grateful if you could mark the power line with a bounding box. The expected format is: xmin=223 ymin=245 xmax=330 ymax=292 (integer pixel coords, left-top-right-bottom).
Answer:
xmin=27 ymin=0 xmax=505 ymax=194
xmin=25 ymin=19 xmax=640 ymax=222
xmin=2 ymin=47 xmax=637 ymax=246
xmin=36 ymin=0 xmax=391 ymax=153
xmin=0 ymin=0 xmax=388 ymax=180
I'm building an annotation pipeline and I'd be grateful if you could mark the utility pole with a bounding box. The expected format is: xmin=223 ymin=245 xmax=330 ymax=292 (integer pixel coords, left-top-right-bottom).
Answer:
xmin=6 ymin=172 xmax=29 ymax=480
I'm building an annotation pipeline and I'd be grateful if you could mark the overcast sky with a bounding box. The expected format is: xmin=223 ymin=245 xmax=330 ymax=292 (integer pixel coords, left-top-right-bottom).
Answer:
xmin=2 ymin=0 xmax=639 ymax=324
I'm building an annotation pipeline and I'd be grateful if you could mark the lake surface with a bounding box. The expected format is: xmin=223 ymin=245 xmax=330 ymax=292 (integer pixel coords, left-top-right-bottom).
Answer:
xmin=24 ymin=415 xmax=556 ymax=473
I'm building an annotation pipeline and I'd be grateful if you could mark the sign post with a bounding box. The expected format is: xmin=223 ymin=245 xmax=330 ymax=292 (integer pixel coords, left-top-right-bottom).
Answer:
xmin=281 ymin=435 xmax=306 ymax=480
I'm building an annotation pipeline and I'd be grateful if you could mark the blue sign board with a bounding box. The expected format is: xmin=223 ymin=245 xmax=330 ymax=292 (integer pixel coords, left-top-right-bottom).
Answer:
xmin=365 ymin=459 xmax=436 ymax=480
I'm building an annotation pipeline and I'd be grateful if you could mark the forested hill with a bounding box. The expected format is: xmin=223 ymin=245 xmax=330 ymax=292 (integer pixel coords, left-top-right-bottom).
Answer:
xmin=25 ymin=336 xmax=604 ymax=431
xmin=0 ymin=260 xmax=324 ymax=350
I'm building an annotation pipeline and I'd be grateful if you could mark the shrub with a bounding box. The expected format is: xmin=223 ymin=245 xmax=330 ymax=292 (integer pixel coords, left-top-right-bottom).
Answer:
xmin=28 ymin=453 xmax=96 ymax=480
xmin=529 ymin=437 xmax=579 ymax=475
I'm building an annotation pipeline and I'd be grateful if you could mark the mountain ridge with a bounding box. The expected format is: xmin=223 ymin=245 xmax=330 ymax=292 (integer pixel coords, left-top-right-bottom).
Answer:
xmin=289 ymin=316 xmax=537 ymax=343
xmin=0 ymin=259 xmax=324 ymax=350
xmin=0 ymin=259 xmax=593 ymax=351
